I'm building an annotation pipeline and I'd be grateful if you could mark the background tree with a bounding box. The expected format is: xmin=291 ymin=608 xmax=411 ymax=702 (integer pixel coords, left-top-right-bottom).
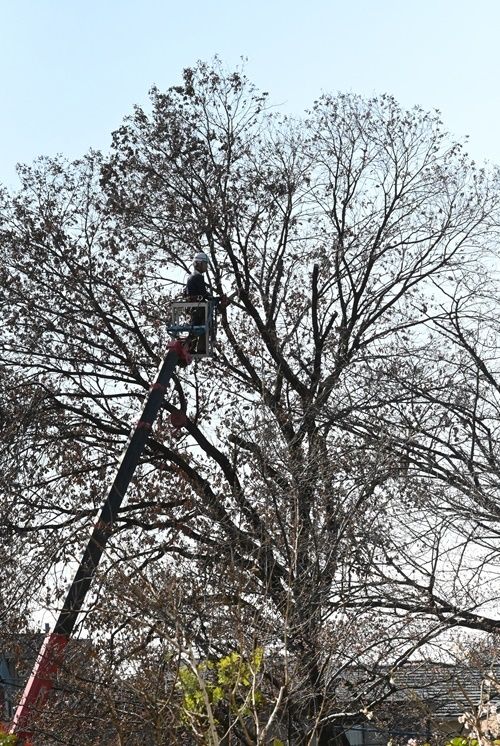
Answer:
xmin=2 ymin=60 xmax=500 ymax=743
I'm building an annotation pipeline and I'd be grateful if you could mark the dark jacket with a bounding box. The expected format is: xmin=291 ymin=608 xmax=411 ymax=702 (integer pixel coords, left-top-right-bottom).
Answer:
xmin=184 ymin=271 xmax=209 ymax=299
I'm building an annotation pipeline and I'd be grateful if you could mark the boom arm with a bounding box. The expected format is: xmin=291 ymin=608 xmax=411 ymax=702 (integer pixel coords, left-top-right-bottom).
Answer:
xmin=10 ymin=341 xmax=190 ymax=742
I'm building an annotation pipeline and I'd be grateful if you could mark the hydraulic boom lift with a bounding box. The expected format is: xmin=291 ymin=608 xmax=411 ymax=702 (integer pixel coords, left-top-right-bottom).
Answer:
xmin=10 ymin=299 xmax=216 ymax=744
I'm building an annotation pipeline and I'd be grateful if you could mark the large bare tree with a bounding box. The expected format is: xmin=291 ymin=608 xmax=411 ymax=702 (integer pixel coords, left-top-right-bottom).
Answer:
xmin=2 ymin=61 xmax=500 ymax=744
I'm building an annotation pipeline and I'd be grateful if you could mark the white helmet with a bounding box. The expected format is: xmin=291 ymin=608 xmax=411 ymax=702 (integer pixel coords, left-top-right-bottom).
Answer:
xmin=193 ymin=252 xmax=209 ymax=265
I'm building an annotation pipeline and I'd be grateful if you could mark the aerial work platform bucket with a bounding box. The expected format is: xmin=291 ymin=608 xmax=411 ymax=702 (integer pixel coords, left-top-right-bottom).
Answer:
xmin=167 ymin=298 xmax=218 ymax=358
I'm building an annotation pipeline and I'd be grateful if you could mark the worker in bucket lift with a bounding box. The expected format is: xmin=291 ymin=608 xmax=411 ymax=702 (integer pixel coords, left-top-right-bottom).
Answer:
xmin=184 ymin=251 xmax=211 ymax=302
xmin=183 ymin=251 xmax=215 ymax=354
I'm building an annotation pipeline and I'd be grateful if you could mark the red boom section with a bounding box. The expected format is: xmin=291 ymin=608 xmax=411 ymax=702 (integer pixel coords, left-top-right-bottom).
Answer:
xmin=9 ymin=632 xmax=69 ymax=741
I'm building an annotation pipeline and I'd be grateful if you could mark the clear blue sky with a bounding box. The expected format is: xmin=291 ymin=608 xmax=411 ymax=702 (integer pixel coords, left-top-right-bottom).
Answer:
xmin=1 ymin=0 xmax=499 ymax=187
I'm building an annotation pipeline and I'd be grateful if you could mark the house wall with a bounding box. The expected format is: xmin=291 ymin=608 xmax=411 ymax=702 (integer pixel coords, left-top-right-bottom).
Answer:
xmin=345 ymin=718 xmax=466 ymax=746
xmin=0 ymin=655 xmax=15 ymax=721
